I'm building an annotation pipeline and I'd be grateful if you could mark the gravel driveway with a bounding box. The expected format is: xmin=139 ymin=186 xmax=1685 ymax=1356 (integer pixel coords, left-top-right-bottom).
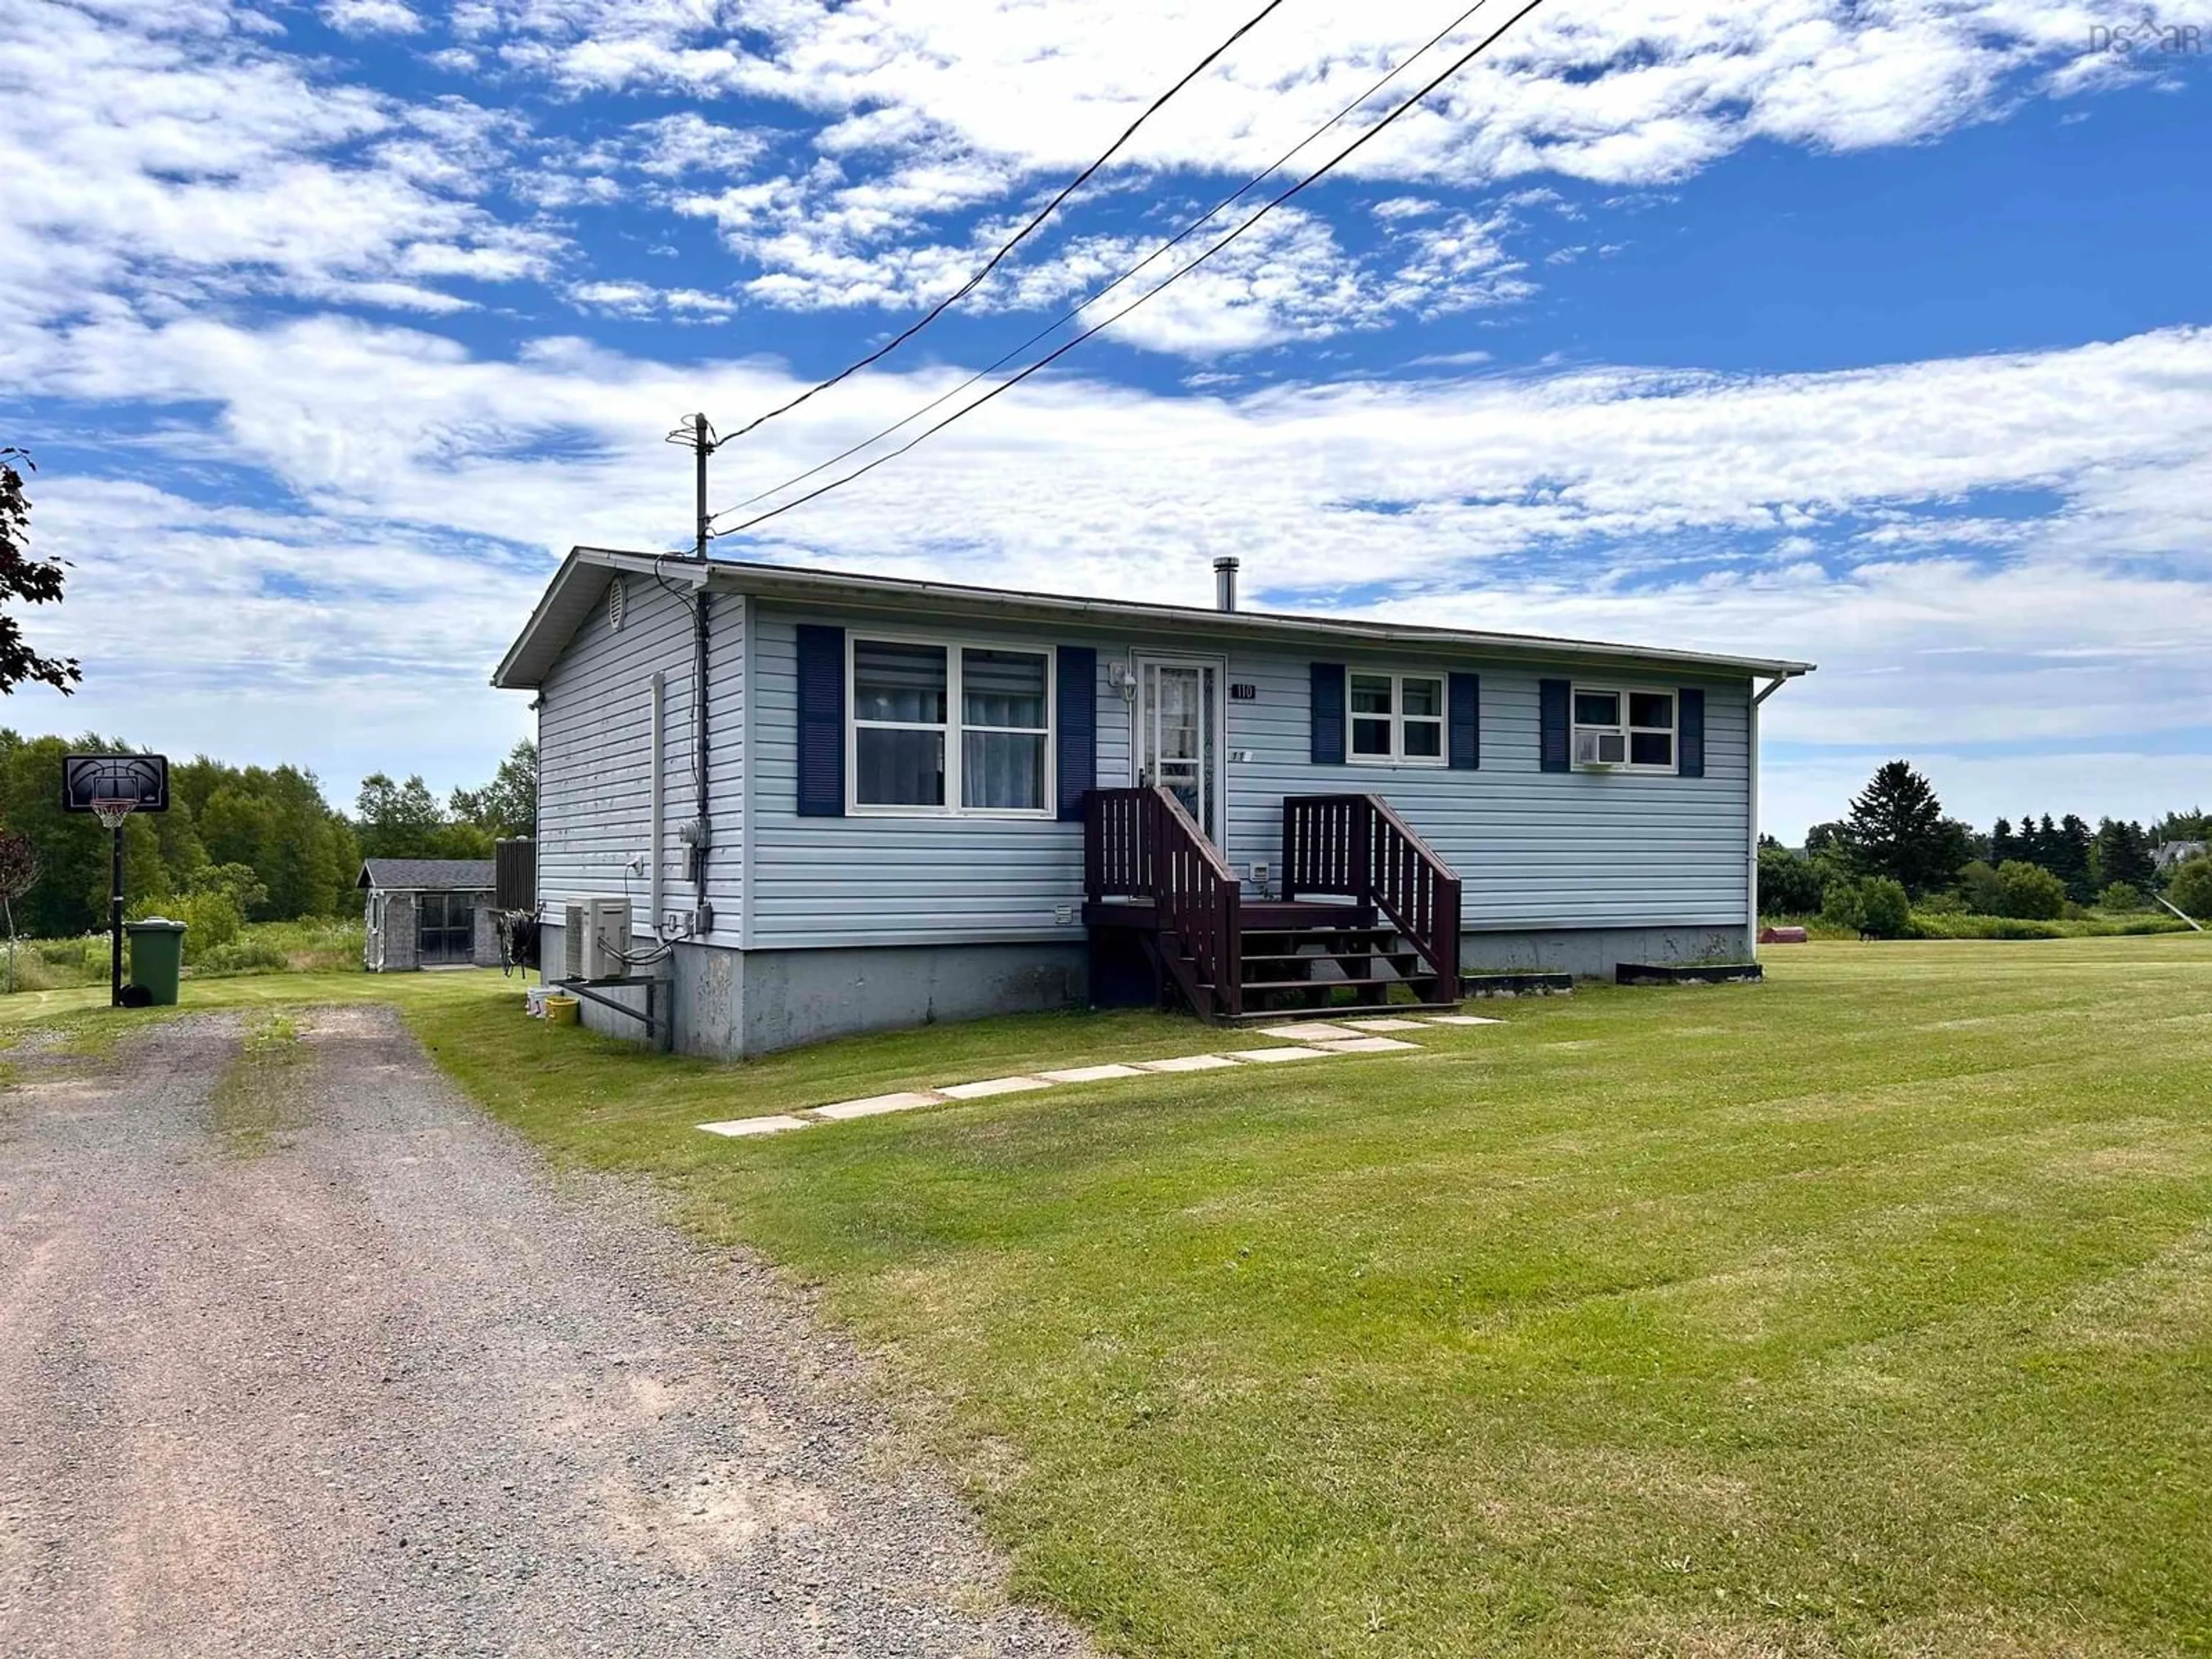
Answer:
xmin=0 ymin=1006 xmax=1090 ymax=1658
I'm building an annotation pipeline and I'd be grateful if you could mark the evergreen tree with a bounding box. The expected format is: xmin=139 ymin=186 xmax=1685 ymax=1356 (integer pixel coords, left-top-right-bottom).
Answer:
xmin=1842 ymin=761 xmax=1957 ymax=895
xmin=2054 ymin=813 xmax=2095 ymax=901
xmin=2093 ymin=819 xmax=2156 ymax=893
xmin=1990 ymin=817 xmax=2016 ymax=865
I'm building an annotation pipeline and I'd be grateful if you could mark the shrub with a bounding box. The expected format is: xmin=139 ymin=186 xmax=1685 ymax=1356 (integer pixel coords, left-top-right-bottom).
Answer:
xmin=2171 ymin=856 xmax=2212 ymax=920
xmin=191 ymin=938 xmax=291 ymax=977
xmin=1824 ymin=876 xmax=1910 ymax=939
xmin=1994 ymin=860 xmax=2067 ymax=921
xmin=1855 ymin=877 xmax=1911 ymax=938
xmin=1757 ymin=846 xmax=1826 ymax=916
xmin=2099 ymin=882 xmax=2146 ymax=913
xmin=1916 ymin=889 xmax=1965 ymax=915
xmin=1959 ymin=859 xmax=2005 ymax=915
xmin=136 ymin=890 xmax=244 ymax=961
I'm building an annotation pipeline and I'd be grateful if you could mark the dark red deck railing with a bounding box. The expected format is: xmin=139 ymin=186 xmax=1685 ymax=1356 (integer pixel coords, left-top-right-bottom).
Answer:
xmin=1085 ymin=786 xmax=1243 ymax=1017
xmin=1281 ymin=794 xmax=1461 ymax=1003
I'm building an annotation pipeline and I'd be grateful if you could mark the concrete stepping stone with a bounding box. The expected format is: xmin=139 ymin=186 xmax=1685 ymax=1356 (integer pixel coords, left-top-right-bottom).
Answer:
xmin=1036 ymin=1063 xmax=1146 ymax=1084
xmin=1256 ymin=1021 xmax=1364 ymax=1041
xmin=1426 ymin=1014 xmax=1505 ymax=1026
xmin=1315 ymin=1035 xmax=1422 ymax=1053
xmin=938 ymin=1075 xmax=1054 ymax=1099
xmin=699 ymin=1115 xmax=813 ymax=1137
xmin=1229 ymin=1046 xmax=1334 ymax=1063
xmin=813 ymin=1090 xmax=946 ymax=1120
xmin=1344 ymin=1017 xmax=1425 ymax=1032
xmin=1136 ymin=1054 xmax=1241 ymax=1072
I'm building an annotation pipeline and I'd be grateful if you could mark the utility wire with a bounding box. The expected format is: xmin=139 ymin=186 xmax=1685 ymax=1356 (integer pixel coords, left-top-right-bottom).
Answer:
xmin=717 ymin=0 xmax=1290 ymax=449
xmin=708 ymin=0 xmax=1498 ymax=528
xmin=710 ymin=0 xmax=1550 ymax=540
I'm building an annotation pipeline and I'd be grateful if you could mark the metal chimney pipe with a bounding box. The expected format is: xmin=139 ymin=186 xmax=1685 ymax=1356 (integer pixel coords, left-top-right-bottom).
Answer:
xmin=1214 ymin=556 xmax=1240 ymax=612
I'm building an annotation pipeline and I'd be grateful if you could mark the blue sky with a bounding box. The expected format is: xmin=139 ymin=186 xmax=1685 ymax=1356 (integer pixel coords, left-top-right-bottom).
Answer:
xmin=3 ymin=0 xmax=2208 ymax=837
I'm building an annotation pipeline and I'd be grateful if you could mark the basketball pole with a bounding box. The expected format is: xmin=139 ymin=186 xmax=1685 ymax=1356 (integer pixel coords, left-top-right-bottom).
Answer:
xmin=108 ymin=821 xmax=123 ymax=1008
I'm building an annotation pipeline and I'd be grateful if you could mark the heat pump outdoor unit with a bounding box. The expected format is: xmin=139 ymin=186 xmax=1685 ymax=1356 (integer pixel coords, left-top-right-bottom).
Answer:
xmin=561 ymin=896 xmax=632 ymax=979
xmin=1574 ymin=730 xmax=1627 ymax=768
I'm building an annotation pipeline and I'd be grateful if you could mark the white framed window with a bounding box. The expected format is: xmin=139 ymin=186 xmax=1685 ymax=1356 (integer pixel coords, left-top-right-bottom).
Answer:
xmin=1572 ymin=685 xmax=1676 ymax=773
xmin=1348 ymin=671 xmax=1446 ymax=766
xmin=849 ymin=635 xmax=1055 ymax=816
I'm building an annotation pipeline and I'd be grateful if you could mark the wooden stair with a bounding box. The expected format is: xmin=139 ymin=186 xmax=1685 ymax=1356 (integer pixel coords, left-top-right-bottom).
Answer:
xmin=1084 ymin=787 xmax=1463 ymax=1024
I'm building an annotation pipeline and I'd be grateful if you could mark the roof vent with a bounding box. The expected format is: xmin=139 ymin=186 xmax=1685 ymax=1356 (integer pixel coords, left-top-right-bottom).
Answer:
xmin=1213 ymin=556 xmax=1240 ymax=612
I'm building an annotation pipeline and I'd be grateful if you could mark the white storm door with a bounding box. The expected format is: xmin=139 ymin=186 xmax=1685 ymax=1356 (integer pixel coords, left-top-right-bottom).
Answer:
xmin=1136 ymin=657 xmax=1223 ymax=846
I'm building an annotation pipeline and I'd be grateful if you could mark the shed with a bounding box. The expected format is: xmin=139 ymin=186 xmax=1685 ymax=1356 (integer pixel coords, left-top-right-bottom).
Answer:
xmin=358 ymin=858 xmax=499 ymax=971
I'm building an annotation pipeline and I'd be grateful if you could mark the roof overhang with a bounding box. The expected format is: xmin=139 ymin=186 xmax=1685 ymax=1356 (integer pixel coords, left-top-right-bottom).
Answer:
xmin=491 ymin=547 xmax=709 ymax=690
xmin=493 ymin=546 xmax=1816 ymax=688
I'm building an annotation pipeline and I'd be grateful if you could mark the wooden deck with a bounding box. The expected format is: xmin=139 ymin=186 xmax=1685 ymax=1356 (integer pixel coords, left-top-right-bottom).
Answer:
xmin=1082 ymin=787 xmax=1463 ymax=1022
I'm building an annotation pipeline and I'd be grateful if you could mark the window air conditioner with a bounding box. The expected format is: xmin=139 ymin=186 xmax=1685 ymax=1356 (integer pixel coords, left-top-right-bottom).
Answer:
xmin=562 ymin=896 xmax=632 ymax=979
xmin=1574 ymin=730 xmax=1627 ymax=768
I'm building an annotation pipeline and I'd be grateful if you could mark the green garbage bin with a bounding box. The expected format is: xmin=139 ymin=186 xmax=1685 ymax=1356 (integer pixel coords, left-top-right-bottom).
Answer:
xmin=125 ymin=918 xmax=187 ymax=1006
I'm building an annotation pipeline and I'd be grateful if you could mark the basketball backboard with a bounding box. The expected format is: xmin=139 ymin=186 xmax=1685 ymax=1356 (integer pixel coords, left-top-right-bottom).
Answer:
xmin=61 ymin=753 xmax=169 ymax=815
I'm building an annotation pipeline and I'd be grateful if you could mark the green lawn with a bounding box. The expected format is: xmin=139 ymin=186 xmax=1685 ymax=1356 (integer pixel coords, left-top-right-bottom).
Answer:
xmin=13 ymin=941 xmax=2212 ymax=1655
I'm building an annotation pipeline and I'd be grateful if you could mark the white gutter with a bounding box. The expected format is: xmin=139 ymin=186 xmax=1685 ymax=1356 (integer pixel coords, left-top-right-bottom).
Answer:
xmin=649 ymin=670 xmax=665 ymax=937
xmin=1748 ymin=673 xmax=1804 ymax=958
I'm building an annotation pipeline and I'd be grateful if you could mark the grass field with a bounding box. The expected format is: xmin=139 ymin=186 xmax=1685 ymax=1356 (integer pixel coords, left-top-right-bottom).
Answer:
xmin=10 ymin=939 xmax=2211 ymax=1655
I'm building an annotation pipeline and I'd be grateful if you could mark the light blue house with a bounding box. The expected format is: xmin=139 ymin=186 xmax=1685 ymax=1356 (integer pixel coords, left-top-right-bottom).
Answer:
xmin=493 ymin=549 xmax=1812 ymax=1056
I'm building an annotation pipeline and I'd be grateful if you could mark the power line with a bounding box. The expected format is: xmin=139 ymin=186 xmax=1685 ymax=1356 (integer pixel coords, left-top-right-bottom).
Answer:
xmin=715 ymin=0 xmax=1290 ymax=451
xmin=708 ymin=0 xmax=1499 ymax=529
xmin=710 ymin=0 xmax=1550 ymax=541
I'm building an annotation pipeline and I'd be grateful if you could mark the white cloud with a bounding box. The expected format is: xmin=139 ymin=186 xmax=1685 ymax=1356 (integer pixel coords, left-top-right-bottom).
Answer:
xmin=322 ymin=0 xmax=425 ymax=37
xmin=12 ymin=312 xmax=2212 ymax=818
xmin=0 ymin=0 xmax=554 ymax=329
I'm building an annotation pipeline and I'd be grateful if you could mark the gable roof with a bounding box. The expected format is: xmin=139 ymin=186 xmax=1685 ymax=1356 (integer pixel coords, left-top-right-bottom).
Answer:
xmin=491 ymin=546 xmax=1816 ymax=690
xmin=357 ymin=858 xmax=495 ymax=892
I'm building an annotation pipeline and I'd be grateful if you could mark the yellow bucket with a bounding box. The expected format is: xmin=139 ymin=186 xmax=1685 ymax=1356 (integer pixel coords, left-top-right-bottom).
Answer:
xmin=544 ymin=994 xmax=581 ymax=1027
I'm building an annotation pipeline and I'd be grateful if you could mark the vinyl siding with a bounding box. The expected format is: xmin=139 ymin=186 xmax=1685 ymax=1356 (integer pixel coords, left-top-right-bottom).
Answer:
xmin=536 ymin=576 xmax=746 ymax=940
xmin=747 ymin=606 xmax=1093 ymax=946
xmin=1217 ymin=647 xmax=1749 ymax=930
xmin=743 ymin=607 xmax=1751 ymax=945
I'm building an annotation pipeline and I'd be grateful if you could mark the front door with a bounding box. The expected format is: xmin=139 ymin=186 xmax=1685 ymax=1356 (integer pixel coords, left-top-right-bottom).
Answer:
xmin=1136 ymin=657 xmax=1222 ymax=846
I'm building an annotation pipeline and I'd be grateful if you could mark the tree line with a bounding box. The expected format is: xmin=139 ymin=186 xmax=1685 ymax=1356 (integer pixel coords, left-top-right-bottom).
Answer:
xmin=1762 ymin=760 xmax=2211 ymax=933
xmin=0 ymin=732 xmax=536 ymax=939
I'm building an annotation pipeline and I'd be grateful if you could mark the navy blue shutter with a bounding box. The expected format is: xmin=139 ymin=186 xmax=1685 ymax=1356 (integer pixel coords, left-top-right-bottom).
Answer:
xmin=1310 ymin=662 xmax=1346 ymax=764
xmin=1055 ymin=646 xmax=1096 ymax=820
xmin=1678 ymin=687 xmax=1706 ymax=778
xmin=1539 ymin=679 xmax=1571 ymax=774
xmin=1447 ymin=672 xmax=1480 ymax=770
xmin=795 ymin=624 xmax=845 ymax=816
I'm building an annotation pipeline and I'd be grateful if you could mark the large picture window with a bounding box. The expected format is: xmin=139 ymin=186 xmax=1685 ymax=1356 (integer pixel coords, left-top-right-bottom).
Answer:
xmin=1348 ymin=672 xmax=1446 ymax=766
xmin=850 ymin=637 xmax=1054 ymax=815
xmin=1571 ymin=686 xmax=1675 ymax=772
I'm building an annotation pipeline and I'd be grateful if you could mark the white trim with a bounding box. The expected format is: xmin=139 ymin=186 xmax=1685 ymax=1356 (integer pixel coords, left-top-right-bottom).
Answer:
xmin=739 ymin=597 xmax=756 ymax=949
xmin=1132 ymin=650 xmax=1229 ymax=846
xmin=844 ymin=630 xmax=1058 ymax=819
xmin=1346 ymin=669 xmax=1448 ymax=768
xmin=1570 ymin=683 xmax=1678 ymax=775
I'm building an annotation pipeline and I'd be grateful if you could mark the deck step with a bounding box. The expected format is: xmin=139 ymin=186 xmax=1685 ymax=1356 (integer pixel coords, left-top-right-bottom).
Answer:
xmin=1240 ymin=949 xmax=1422 ymax=967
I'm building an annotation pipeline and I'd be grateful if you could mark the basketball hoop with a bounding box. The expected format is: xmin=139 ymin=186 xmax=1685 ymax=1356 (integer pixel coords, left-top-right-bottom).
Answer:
xmin=90 ymin=797 xmax=137 ymax=831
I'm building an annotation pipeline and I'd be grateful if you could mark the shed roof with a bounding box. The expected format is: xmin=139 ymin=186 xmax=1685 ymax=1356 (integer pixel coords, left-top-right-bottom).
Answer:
xmin=357 ymin=858 xmax=495 ymax=892
xmin=492 ymin=546 xmax=1817 ymax=691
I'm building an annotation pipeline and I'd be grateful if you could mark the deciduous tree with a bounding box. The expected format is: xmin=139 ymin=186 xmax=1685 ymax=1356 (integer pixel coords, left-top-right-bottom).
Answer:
xmin=0 ymin=450 xmax=81 ymax=696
